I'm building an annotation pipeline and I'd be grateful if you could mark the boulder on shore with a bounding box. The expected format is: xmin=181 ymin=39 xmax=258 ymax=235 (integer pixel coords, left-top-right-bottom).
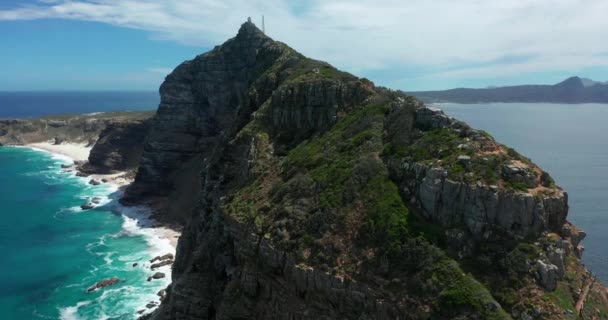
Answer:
xmin=76 ymin=172 xmax=89 ymax=177
xmin=151 ymin=260 xmax=173 ymax=270
xmin=81 ymin=203 xmax=95 ymax=210
xmin=150 ymin=253 xmax=174 ymax=263
xmin=89 ymin=179 xmax=101 ymax=186
xmin=147 ymin=272 xmax=165 ymax=281
xmin=91 ymin=197 xmax=102 ymax=204
xmin=87 ymin=277 xmax=120 ymax=292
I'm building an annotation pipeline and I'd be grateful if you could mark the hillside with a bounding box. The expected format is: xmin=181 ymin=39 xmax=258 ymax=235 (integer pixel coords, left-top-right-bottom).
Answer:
xmin=1 ymin=20 xmax=605 ymax=320
xmin=117 ymin=21 xmax=608 ymax=319
xmin=410 ymin=77 xmax=608 ymax=103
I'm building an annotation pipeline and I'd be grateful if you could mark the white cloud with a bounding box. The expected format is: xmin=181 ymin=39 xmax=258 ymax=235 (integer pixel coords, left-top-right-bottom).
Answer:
xmin=2 ymin=0 xmax=608 ymax=87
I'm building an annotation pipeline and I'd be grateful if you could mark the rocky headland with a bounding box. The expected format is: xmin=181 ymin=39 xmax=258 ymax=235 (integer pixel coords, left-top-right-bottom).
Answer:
xmin=410 ymin=76 xmax=608 ymax=104
xmin=1 ymin=21 xmax=607 ymax=320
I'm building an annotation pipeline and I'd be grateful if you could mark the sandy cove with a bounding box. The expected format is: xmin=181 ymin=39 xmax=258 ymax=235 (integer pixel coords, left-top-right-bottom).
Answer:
xmin=25 ymin=141 xmax=181 ymax=249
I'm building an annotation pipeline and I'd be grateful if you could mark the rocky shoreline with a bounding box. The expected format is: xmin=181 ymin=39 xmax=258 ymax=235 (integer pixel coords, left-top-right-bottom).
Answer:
xmin=19 ymin=141 xmax=181 ymax=315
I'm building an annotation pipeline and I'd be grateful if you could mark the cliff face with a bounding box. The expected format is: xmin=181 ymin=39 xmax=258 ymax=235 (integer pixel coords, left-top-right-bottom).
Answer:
xmin=134 ymin=22 xmax=607 ymax=320
xmin=123 ymin=21 xmax=370 ymax=224
xmin=80 ymin=119 xmax=151 ymax=174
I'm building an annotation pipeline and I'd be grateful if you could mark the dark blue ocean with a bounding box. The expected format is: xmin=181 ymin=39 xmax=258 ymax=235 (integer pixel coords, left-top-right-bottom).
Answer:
xmin=0 ymin=91 xmax=158 ymax=118
xmin=439 ymin=103 xmax=608 ymax=284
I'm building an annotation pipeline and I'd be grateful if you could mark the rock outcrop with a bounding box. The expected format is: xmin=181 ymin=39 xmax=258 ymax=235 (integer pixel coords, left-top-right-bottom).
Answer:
xmin=79 ymin=119 xmax=150 ymax=174
xmin=129 ymin=21 xmax=607 ymax=320
xmin=87 ymin=277 xmax=120 ymax=293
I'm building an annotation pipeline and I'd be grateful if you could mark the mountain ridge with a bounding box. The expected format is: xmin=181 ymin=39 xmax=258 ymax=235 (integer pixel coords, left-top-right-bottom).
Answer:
xmin=410 ymin=76 xmax=608 ymax=103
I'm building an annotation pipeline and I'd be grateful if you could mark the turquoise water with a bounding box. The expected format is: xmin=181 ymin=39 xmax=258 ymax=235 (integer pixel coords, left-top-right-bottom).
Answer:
xmin=439 ymin=103 xmax=608 ymax=284
xmin=0 ymin=147 xmax=171 ymax=319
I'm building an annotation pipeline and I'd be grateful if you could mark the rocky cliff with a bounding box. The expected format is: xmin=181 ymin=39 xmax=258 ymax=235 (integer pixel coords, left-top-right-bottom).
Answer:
xmin=130 ymin=22 xmax=607 ymax=320
xmin=80 ymin=119 xmax=151 ymax=174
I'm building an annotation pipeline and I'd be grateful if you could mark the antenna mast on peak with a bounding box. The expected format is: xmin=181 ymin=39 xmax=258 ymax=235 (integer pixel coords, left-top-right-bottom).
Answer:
xmin=262 ymin=15 xmax=265 ymax=33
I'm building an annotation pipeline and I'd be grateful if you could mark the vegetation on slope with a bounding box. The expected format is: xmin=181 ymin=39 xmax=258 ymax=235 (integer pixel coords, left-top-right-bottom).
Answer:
xmin=224 ymin=96 xmax=510 ymax=318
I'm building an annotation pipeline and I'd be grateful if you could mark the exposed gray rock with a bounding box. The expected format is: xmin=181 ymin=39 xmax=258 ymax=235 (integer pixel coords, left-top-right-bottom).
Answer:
xmin=415 ymin=106 xmax=453 ymax=130
xmin=502 ymin=163 xmax=537 ymax=188
xmin=547 ymin=248 xmax=566 ymax=279
xmin=89 ymin=179 xmax=101 ymax=186
xmin=157 ymin=289 xmax=166 ymax=301
xmin=80 ymin=203 xmax=95 ymax=210
xmin=54 ymin=136 xmax=66 ymax=145
xmin=393 ymin=162 xmax=567 ymax=241
xmin=151 ymin=260 xmax=173 ymax=270
xmin=150 ymin=253 xmax=173 ymax=263
xmin=536 ymin=260 xmax=558 ymax=291
xmin=457 ymin=155 xmax=471 ymax=167
xmin=87 ymin=277 xmax=120 ymax=292
xmin=80 ymin=120 xmax=150 ymax=174
xmin=150 ymin=272 xmax=165 ymax=280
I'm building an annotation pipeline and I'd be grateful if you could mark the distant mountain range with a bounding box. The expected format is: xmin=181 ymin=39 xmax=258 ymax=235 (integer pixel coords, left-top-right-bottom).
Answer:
xmin=410 ymin=76 xmax=608 ymax=103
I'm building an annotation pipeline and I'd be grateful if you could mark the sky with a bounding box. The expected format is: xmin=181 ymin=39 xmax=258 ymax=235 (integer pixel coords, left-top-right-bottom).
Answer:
xmin=1 ymin=0 xmax=608 ymax=91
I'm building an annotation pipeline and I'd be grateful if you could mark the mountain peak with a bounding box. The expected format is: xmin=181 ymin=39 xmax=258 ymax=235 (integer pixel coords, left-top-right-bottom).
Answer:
xmin=555 ymin=76 xmax=584 ymax=88
xmin=237 ymin=18 xmax=266 ymax=39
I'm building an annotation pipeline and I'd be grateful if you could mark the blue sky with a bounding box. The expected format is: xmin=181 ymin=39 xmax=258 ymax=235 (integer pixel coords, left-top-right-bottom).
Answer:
xmin=1 ymin=0 xmax=608 ymax=91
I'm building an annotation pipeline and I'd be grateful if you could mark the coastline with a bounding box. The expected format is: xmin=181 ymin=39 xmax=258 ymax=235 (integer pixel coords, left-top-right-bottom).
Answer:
xmin=21 ymin=141 xmax=181 ymax=317
xmin=24 ymin=141 xmax=181 ymax=249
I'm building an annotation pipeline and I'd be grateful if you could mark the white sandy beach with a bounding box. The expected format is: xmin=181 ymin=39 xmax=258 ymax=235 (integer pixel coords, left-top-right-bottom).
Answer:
xmin=25 ymin=141 xmax=182 ymax=249
xmin=27 ymin=141 xmax=92 ymax=161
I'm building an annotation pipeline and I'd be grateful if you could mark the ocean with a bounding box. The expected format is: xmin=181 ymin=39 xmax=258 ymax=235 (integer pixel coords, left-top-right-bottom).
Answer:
xmin=0 ymin=147 xmax=172 ymax=319
xmin=0 ymin=92 xmax=158 ymax=118
xmin=439 ymin=102 xmax=608 ymax=284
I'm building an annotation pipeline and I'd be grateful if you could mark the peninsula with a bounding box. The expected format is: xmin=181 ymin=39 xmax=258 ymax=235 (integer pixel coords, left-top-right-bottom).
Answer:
xmin=410 ymin=76 xmax=608 ymax=104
